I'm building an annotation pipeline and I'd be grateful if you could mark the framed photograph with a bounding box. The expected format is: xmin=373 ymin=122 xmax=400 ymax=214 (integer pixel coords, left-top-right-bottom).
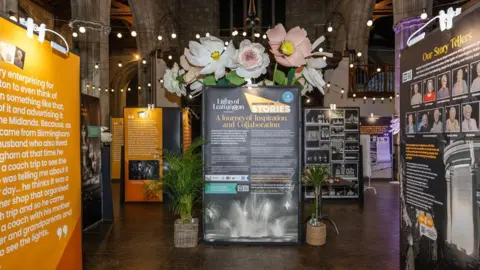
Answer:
xmin=306 ymin=126 xmax=320 ymax=148
xmin=436 ymin=71 xmax=451 ymax=100
xmin=461 ymin=101 xmax=480 ymax=132
xmin=331 ymin=140 xmax=344 ymax=161
xmin=410 ymin=81 xmax=423 ymax=105
xmin=445 ymin=105 xmax=460 ymax=133
xmin=452 ymin=65 xmax=469 ymax=96
xmin=405 ymin=112 xmax=416 ymax=134
xmin=471 ymin=60 xmax=480 ymax=93
xmin=416 ymin=108 xmax=444 ymax=133
xmin=423 ymin=77 xmax=436 ymax=103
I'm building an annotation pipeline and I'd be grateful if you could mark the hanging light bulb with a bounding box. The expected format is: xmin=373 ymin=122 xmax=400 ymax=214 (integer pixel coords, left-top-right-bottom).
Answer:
xmin=95 ymin=63 xmax=99 ymax=69
xmin=223 ymin=46 xmax=227 ymax=50
xmin=105 ymin=88 xmax=108 ymax=92
xmin=323 ymin=56 xmax=327 ymax=60
xmin=158 ymin=35 xmax=162 ymax=40
xmin=306 ymin=98 xmax=311 ymax=103
xmin=142 ymin=59 xmax=147 ymax=65
xmin=327 ymin=23 xmax=333 ymax=32
xmin=86 ymin=84 xmax=90 ymax=88
xmin=188 ymin=94 xmax=193 ymax=99
xmin=377 ymin=67 xmax=381 ymax=72
xmin=357 ymin=52 xmax=362 ymax=57
xmin=138 ymin=86 xmax=142 ymax=90
xmin=341 ymin=89 xmax=344 ymax=94
xmin=131 ymin=30 xmax=137 ymax=37
xmin=160 ymin=79 xmax=164 ymax=83
xmin=117 ymin=33 xmax=123 ymax=38
xmin=92 ymin=86 xmax=95 ymax=90
xmin=254 ymin=32 xmax=260 ymax=38
xmin=262 ymin=34 xmax=267 ymax=39
xmin=171 ymin=31 xmax=177 ymax=39
xmin=381 ymin=97 xmax=384 ymax=103
xmin=349 ymin=63 xmax=354 ymax=68
xmin=232 ymin=29 xmax=238 ymax=36
xmin=195 ymin=33 xmax=200 ymax=39
xmin=148 ymin=83 xmax=151 ymax=87
xmin=390 ymin=96 xmax=393 ymax=102
xmin=420 ymin=9 xmax=428 ymax=20
xmin=319 ymin=47 xmax=323 ymax=52
xmin=118 ymin=62 xmax=123 ymax=67
xmin=353 ymin=93 xmax=356 ymax=100
xmin=121 ymin=89 xmax=124 ymax=92
xmin=242 ymin=31 xmax=247 ymax=37
xmin=135 ymin=54 xmax=140 ymax=60
xmin=168 ymin=55 xmax=172 ymax=60
xmin=72 ymin=32 xmax=78 ymax=38
xmin=225 ymin=41 xmax=229 ymax=46
xmin=206 ymin=32 xmax=210 ymax=37
xmin=396 ymin=93 xmax=400 ymax=98
xmin=367 ymin=19 xmax=373 ymax=27
xmin=128 ymin=87 xmax=131 ymax=91
xmin=327 ymin=82 xmax=331 ymax=87
xmin=111 ymin=89 xmax=114 ymax=92
xmin=79 ymin=26 xmax=86 ymax=33
xmin=364 ymin=96 xmax=366 ymax=104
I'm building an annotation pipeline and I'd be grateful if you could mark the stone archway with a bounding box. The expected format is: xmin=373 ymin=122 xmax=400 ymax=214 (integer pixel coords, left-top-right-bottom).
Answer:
xmin=110 ymin=60 xmax=138 ymax=117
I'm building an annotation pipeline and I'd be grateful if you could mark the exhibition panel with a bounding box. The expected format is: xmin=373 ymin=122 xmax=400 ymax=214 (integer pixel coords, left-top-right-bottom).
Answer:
xmin=400 ymin=5 xmax=480 ymax=269
xmin=203 ymin=86 xmax=301 ymax=243
xmin=359 ymin=117 xmax=393 ymax=179
xmin=110 ymin=117 xmax=123 ymax=180
xmin=0 ymin=17 xmax=82 ymax=269
xmin=304 ymin=108 xmax=361 ymax=199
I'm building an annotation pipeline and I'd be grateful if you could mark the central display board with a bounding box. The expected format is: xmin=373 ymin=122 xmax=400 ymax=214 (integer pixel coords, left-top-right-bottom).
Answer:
xmin=203 ymin=86 xmax=301 ymax=243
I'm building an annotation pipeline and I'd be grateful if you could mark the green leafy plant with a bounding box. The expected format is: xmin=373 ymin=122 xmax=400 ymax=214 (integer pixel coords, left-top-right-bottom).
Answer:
xmin=302 ymin=165 xmax=330 ymax=226
xmin=145 ymin=137 xmax=206 ymax=223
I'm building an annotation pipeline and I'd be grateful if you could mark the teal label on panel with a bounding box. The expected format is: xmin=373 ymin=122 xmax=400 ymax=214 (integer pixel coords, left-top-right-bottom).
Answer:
xmin=87 ymin=126 xmax=101 ymax=138
xmin=205 ymin=183 xmax=237 ymax=194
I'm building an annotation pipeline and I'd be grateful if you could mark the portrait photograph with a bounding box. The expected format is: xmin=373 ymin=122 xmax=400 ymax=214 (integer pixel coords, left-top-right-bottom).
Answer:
xmin=416 ymin=109 xmax=441 ymax=133
xmin=331 ymin=140 xmax=344 ymax=161
xmin=306 ymin=126 xmax=320 ymax=148
xmin=405 ymin=113 xmax=416 ymax=134
xmin=305 ymin=109 xmax=320 ymax=124
xmin=423 ymin=77 xmax=436 ymax=103
xmin=317 ymin=110 xmax=330 ymax=124
xmin=319 ymin=126 xmax=330 ymax=140
xmin=128 ymin=160 xmax=160 ymax=180
xmin=461 ymin=102 xmax=480 ymax=132
xmin=471 ymin=60 xmax=480 ymax=93
xmin=345 ymin=109 xmax=359 ymax=130
xmin=445 ymin=105 xmax=460 ymax=133
xmin=436 ymin=71 xmax=450 ymax=100
xmin=452 ymin=65 xmax=469 ymax=96
xmin=410 ymin=81 xmax=423 ymax=106
xmin=13 ymin=47 xmax=25 ymax=69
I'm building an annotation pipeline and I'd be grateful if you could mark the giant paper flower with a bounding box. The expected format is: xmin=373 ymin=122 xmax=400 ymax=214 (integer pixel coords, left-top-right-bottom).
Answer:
xmin=185 ymin=36 xmax=237 ymax=80
xmin=180 ymin=49 xmax=201 ymax=84
xmin=163 ymin=63 xmax=186 ymax=97
xmin=301 ymin=36 xmax=333 ymax=94
xmin=267 ymin=24 xmax=311 ymax=67
xmin=234 ymin=40 xmax=270 ymax=79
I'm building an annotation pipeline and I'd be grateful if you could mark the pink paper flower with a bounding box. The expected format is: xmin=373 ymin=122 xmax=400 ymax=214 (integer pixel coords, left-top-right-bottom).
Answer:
xmin=267 ymin=24 xmax=311 ymax=67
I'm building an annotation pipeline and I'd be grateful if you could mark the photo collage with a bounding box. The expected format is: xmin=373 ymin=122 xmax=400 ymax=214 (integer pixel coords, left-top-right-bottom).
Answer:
xmin=304 ymin=108 xmax=360 ymax=199
xmin=406 ymin=61 xmax=480 ymax=134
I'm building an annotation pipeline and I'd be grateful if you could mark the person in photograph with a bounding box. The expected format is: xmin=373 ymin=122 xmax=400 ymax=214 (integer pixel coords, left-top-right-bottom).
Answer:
xmin=419 ymin=114 xmax=430 ymax=132
xmin=13 ymin=49 xmax=24 ymax=69
xmin=437 ymin=75 xmax=450 ymax=99
xmin=453 ymin=69 xmax=468 ymax=95
xmin=430 ymin=109 xmax=443 ymax=133
xmin=406 ymin=114 xmax=415 ymax=134
xmin=411 ymin=83 xmax=422 ymax=105
xmin=462 ymin=104 xmax=479 ymax=132
xmin=472 ymin=63 xmax=480 ymax=92
xmin=424 ymin=80 xmax=435 ymax=102
xmin=446 ymin=107 xmax=460 ymax=132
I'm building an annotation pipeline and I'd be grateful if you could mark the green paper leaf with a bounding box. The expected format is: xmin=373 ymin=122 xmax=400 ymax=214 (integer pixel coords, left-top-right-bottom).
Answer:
xmin=203 ymin=76 xmax=216 ymax=86
xmin=287 ymin=68 xmax=295 ymax=85
xmin=274 ymin=70 xmax=286 ymax=85
xmin=217 ymin=78 xmax=229 ymax=86
xmin=226 ymin=71 xmax=245 ymax=86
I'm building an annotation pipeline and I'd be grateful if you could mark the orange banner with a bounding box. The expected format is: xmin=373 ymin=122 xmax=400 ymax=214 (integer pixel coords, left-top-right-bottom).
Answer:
xmin=0 ymin=17 xmax=81 ymax=269
xmin=110 ymin=117 xmax=123 ymax=180
xmin=182 ymin=109 xmax=191 ymax=153
xmin=124 ymin=108 xmax=163 ymax=202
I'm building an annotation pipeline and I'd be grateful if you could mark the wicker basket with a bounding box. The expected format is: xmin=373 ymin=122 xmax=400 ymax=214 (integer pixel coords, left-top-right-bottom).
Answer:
xmin=306 ymin=222 xmax=326 ymax=246
xmin=174 ymin=218 xmax=199 ymax=248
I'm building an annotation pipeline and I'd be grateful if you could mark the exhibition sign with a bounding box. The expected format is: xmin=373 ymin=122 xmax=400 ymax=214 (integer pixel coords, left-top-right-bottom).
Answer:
xmin=203 ymin=86 xmax=301 ymax=243
xmin=110 ymin=117 xmax=123 ymax=179
xmin=304 ymin=108 xmax=361 ymax=199
xmin=182 ymin=109 xmax=191 ymax=153
xmin=0 ymin=17 xmax=81 ymax=269
xmin=359 ymin=117 xmax=392 ymax=179
xmin=400 ymin=5 xmax=480 ymax=269
xmin=80 ymin=95 xmax=102 ymax=229
xmin=124 ymin=108 xmax=163 ymax=202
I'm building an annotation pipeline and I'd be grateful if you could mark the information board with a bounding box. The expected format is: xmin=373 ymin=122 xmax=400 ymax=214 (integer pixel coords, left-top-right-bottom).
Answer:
xmin=203 ymin=86 xmax=301 ymax=243
xmin=400 ymin=5 xmax=480 ymax=269
xmin=304 ymin=108 xmax=361 ymax=199
xmin=0 ymin=17 xmax=81 ymax=269
xmin=110 ymin=117 xmax=123 ymax=179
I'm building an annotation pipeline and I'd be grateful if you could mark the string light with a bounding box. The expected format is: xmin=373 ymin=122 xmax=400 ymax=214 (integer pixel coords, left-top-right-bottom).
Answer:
xmin=92 ymin=86 xmax=95 ymax=90
xmin=111 ymin=89 xmax=114 ymax=92
xmin=323 ymin=56 xmax=327 ymax=60
xmin=225 ymin=41 xmax=229 ymax=45
xmin=373 ymin=97 xmax=376 ymax=104
xmin=188 ymin=94 xmax=193 ymax=99
xmin=160 ymin=79 xmax=164 ymax=83
xmin=396 ymin=93 xmax=400 ymax=98
xmin=131 ymin=30 xmax=137 ymax=37
xmin=367 ymin=19 xmax=373 ymax=27
xmin=364 ymin=96 xmax=366 ymax=104
xmin=254 ymin=32 xmax=260 ymax=38
xmin=349 ymin=63 xmax=354 ymax=68
xmin=142 ymin=59 xmax=147 ymax=65
xmin=79 ymin=26 xmax=86 ymax=33
xmin=232 ymin=29 xmax=238 ymax=36
xmin=242 ymin=31 xmax=247 ymax=36
xmin=158 ymin=35 xmax=162 ymax=40
xmin=121 ymin=89 xmax=124 ymax=92
xmin=306 ymin=98 xmax=311 ymax=103
xmin=319 ymin=47 xmax=323 ymax=52
xmin=381 ymin=97 xmax=384 ymax=103
xmin=138 ymin=86 xmax=142 ymax=90
xmin=195 ymin=34 xmax=200 ymax=39
xmin=117 ymin=33 xmax=122 ymax=38
xmin=171 ymin=31 xmax=177 ymax=39
xmin=327 ymin=82 xmax=331 ymax=88
xmin=86 ymin=84 xmax=90 ymax=88
xmin=72 ymin=32 xmax=78 ymax=38
xmin=105 ymin=88 xmax=108 ymax=92
xmin=168 ymin=55 xmax=172 ymax=60
xmin=262 ymin=34 xmax=267 ymax=39
xmin=377 ymin=67 xmax=381 ymax=72
xmin=148 ymin=83 xmax=151 ymax=87
xmin=118 ymin=62 xmax=122 ymax=67
xmin=390 ymin=96 xmax=393 ymax=102
xmin=128 ymin=87 xmax=131 ymax=91
xmin=420 ymin=9 xmax=428 ymax=20
xmin=327 ymin=22 xmax=333 ymax=32
xmin=135 ymin=54 xmax=140 ymax=60
xmin=206 ymin=32 xmax=210 ymax=37
xmin=357 ymin=52 xmax=362 ymax=57
xmin=95 ymin=63 xmax=99 ymax=69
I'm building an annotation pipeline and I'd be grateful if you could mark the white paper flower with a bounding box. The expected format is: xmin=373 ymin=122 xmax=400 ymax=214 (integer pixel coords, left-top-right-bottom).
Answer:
xmin=185 ymin=36 xmax=237 ymax=80
xmin=180 ymin=49 xmax=202 ymax=84
xmin=234 ymin=40 xmax=270 ymax=79
xmin=299 ymin=36 xmax=332 ymax=94
xmin=164 ymin=63 xmax=186 ymax=96
xmin=302 ymin=67 xmax=326 ymax=94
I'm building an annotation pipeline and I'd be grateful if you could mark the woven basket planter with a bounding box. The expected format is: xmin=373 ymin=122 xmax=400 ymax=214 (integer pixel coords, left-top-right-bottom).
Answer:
xmin=306 ymin=222 xmax=326 ymax=246
xmin=174 ymin=218 xmax=199 ymax=248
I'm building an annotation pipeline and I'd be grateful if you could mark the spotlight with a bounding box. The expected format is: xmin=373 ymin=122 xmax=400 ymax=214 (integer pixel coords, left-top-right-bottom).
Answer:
xmin=118 ymin=62 xmax=122 ymax=67
xmin=242 ymin=31 xmax=247 ymax=36
xmin=327 ymin=23 xmax=333 ymax=32
xmin=377 ymin=67 xmax=381 ymax=72
xmin=168 ymin=55 xmax=172 ymax=60
xmin=95 ymin=63 xmax=99 ymax=69
xmin=319 ymin=47 xmax=323 ymax=52
xmin=72 ymin=32 xmax=78 ymax=38
xmin=262 ymin=34 xmax=267 ymax=39
xmin=117 ymin=33 xmax=123 ymax=38
xmin=420 ymin=9 xmax=428 ymax=20
xmin=225 ymin=41 xmax=229 ymax=45
xmin=158 ymin=35 xmax=162 ymax=40
xmin=79 ymin=26 xmax=86 ymax=33
xmin=367 ymin=19 xmax=373 ymax=27
xmin=142 ymin=59 xmax=147 ymax=65
xmin=131 ymin=30 xmax=137 ymax=37
xmin=206 ymin=32 xmax=210 ymax=37
xmin=350 ymin=63 xmax=354 ymax=68
xmin=357 ymin=52 xmax=362 ymax=57
xmin=171 ymin=32 xmax=177 ymax=39
xmin=195 ymin=34 xmax=200 ymax=39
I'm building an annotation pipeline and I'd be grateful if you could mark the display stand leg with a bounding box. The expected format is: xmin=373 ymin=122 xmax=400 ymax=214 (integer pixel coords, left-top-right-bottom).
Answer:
xmin=364 ymin=177 xmax=377 ymax=194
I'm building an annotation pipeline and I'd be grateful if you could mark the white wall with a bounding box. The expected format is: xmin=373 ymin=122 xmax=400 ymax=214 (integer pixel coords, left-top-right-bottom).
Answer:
xmin=323 ymin=58 xmax=396 ymax=118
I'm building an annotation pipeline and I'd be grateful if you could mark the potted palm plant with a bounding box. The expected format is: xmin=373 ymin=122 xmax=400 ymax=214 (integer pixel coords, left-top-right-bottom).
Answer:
xmin=303 ymin=165 xmax=330 ymax=246
xmin=145 ymin=138 xmax=206 ymax=248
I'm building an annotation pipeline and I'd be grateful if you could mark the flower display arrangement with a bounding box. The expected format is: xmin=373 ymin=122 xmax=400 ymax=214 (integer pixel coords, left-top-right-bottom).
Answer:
xmin=163 ymin=24 xmax=332 ymax=98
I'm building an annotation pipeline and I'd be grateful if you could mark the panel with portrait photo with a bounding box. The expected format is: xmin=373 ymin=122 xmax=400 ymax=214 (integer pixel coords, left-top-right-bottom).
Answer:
xmin=405 ymin=112 xmax=416 ymax=134
xmin=410 ymin=81 xmax=423 ymax=106
xmin=305 ymin=126 xmax=320 ymax=148
xmin=331 ymin=140 xmax=344 ymax=161
xmin=461 ymin=102 xmax=480 ymax=132
xmin=470 ymin=60 xmax=480 ymax=93
xmin=445 ymin=105 xmax=460 ymax=133
xmin=305 ymin=109 xmax=320 ymax=124
xmin=436 ymin=71 xmax=451 ymax=100
xmin=345 ymin=109 xmax=359 ymax=130
xmin=13 ymin=47 xmax=25 ymax=69
xmin=452 ymin=65 xmax=469 ymax=96
xmin=417 ymin=110 xmax=433 ymax=133
xmin=423 ymin=77 xmax=436 ymax=103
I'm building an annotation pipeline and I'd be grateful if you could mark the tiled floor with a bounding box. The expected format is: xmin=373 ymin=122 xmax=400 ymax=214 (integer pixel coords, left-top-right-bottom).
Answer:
xmin=83 ymin=181 xmax=399 ymax=270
